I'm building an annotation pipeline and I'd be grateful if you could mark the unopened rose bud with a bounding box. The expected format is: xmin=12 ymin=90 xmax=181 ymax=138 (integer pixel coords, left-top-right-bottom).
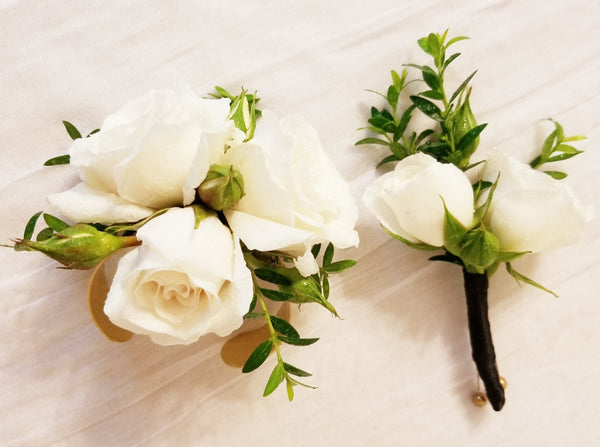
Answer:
xmin=460 ymin=228 xmax=500 ymax=271
xmin=13 ymin=224 xmax=140 ymax=269
xmin=198 ymin=164 xmax=245 ymax=211
xmin=452 ymin=89 xmax=480 ymax=166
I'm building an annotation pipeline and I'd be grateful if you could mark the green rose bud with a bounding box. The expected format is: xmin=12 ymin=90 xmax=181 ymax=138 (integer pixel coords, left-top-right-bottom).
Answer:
xmin=13 ymin=224 xmax=140 ymax=269
xmin=460 ymin=227 xmax=500 ymax=271
xmin=198 ymin=164 xmax=245 ymax=211
xmin=453 ymin=89 xmax=478 ymax=144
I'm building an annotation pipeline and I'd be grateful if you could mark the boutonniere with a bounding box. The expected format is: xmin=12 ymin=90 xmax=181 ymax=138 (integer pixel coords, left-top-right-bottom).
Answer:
xmin=4 ymin=84 xmax=358 ymax=400
xmin=358 ymin=31 xmax=591 ymax=410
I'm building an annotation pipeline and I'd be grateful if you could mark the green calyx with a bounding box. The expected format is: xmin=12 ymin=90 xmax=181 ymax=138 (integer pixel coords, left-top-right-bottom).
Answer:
xmin=198 ymin=164 xmax=245 ymax=211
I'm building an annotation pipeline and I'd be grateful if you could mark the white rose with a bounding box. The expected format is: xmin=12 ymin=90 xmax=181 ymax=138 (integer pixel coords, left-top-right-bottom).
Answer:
xmin=480 ymin=152 xmax=591 ymax=252
xmin=221 ymin=110 xmax=358 ymax=275
xmin=104 ymin=207 xmax=253 ymax=345
xmin=363 ymin=153 xmax=474 ymax=247
xmin=48 ymin=84 xmax=235 ymax=225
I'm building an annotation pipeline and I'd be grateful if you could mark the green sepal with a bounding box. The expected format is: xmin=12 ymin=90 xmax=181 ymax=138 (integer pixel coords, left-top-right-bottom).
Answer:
xmin=283 ymin=362 xmax=312 ymax=377
xmin=383 ymin=226 xmax=439 ymax=251
xmin=442 ymin=199 xmax=467 ymax=257
xmin=62 ymin=120 xmax=82 ymax=140
xmin=505 ymin=262 xmax=557 ymax=297
xmin=43 ymin=155 xmax=70 ymax=166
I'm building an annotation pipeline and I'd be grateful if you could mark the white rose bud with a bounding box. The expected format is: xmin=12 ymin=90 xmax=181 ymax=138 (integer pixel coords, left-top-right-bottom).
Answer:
xmin=480 ymin=152 xmax=591 ymax=253
xmin=104 ymin=207 xmax=253 ymax=345
xmin=363 ymin=153 xmax=474 ymax=247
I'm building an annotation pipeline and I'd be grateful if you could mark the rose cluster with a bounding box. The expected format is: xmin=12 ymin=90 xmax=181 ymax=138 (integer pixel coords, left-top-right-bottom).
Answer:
xmin=45 ymin=84 xmax=358 ymax=345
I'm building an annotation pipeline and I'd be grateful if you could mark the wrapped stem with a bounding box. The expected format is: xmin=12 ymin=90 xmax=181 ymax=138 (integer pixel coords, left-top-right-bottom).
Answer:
xmin=463 ymin=270 xmax=505 ymax=411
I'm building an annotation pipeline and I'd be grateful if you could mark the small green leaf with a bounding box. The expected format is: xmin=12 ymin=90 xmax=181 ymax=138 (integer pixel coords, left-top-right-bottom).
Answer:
xmin=417 ymin=37 xmax=431 ymax=54
xmin=283 ymin=362 xmax=313 ymax=377
xmin=472 ymin=180 xmax=493 ymax=194
xmin=386 ymin=85 xmax=400 ymax=110
xmin=270 ymin=315 xmax=300 ymax=339
xmin=286 ymin=379 xmax=295 ymax=401
xmin=421 ymin=66 xmax=440 ymax=90
xmin=322 ymin=274 xmax=330 ymax=300
xmin=445 ymin=35 xmax=469 ymax=48
xmin=43 ymin=155 xmax=70 ymax=166
xmin=278 ymin=335 xmax=319 ymax=346
xmin=260 ymin=288 xmax=294 ymax=302
xmin=62 ymin=120 xmax=82 ymax=140
xmin=36 ymin=227 xmax=54 ymax=242
xmin=242 ymin=339 xmax=273 ymax=373
xmin=355 ymin=137 xmax=390 ymax=146
xmin=443 ymin=52 xmax=461 ymax=69
xmin=420 ymin=90 xmax=444 ymax=100
xmin=43 ymin=213 xmax=69 ymax=232
xmin=449 ymin=70 xmax=477 ymax=104
xmin=396 ymin=104 xmax=416 ymax=137
xmin=505 ymin=262 xmax=557 ymax=297
xmin=324 ymin=260 xmax=357 ymax=273
xmin=389 ymin=142 xmax=408 ymax=160
xmin=23 ymin=211 xmax=43 ymax=240
xmin=323 ymin=242 xmax=334 ymax=267
xmin=554 ymin=144 xmax=581 ymax=154
xmin=540 ymin=129 xmax=559 ymax=160
xmin=410 ymin=96 xmax=443 ymax=121
xmin=546 ymin=152 xmax=582 ymax=163
xmin=543 ymin=170 xmax=568 ymax=180
xmin=263 ymin=363 xmax=285 ymax=397
xmin=377 ymin=154 xmax=401 ymax=167
xmin=455 ymin=123 xmax=487 ymax=154
xmin=255 ymin=268 xmax=293 ymax=286
xmin=87 ymin=128 xmax=100 ymax=136
xmin=311 ymin=243 xmax=321 ymax=258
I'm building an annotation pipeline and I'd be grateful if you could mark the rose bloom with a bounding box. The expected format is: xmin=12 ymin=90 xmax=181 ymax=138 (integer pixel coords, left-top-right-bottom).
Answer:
xmin=104 ymin=207 xmax=253 ymax=345
xmin=363 ymin=153 xmax=474 ymax=247
xmin=221 ymin=110 xmax=359 ymax=275
xmin=480 ymin=151 xmax=591 ymax=252
xmin=48 ymin=84 xmax=235 ymax=225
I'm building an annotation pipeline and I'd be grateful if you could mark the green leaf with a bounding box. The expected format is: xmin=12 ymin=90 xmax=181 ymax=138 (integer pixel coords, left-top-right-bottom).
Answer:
xmin=446 ymin=35 xmax=469 ymax=48
xmin=311 ymin=243 xmax=321 ymax=258
xmin=562 ymin=135 xmax=587 ymax=142
xmin=254 ymin=268 xmax=293 ymax=286
xmin=323 ymin=242 xmax=334 ymax=267
xmin=242 ymin=339 xmax=273 ymax=373
xmin=263 ymin=363 xmax=285 ymax=397
xmin=23 ymin=211 xmax=43 ymax=240
xmin=540 ymin=128 xmax=559 ymax=160
xmin=377 ymin=154 xmax=401 ymax=167
xmin=396 ymin=105 xmax=416 ymax=138
xmin=36 ymin=227 xmax=54 ymax=242
xmin=420 ymin=90 xmax=444 ymax=100
xmin=355 ymin=137 xmax=390 ymax=146
xmin=283 ymin=362 xmax=313 ymax=377
xmin=554 ymin=143 xmax=581 ymax=154
xmin=472 ymin=180 xmax=493 ymax=194
xmin=455 ymin=123 xmax=487 ymax=154
xmin=386 ymin=85 xmax=400 ymax=110
xmin=417 ymin=37 xmax=431 ymax=54
xmin=260 ymin=288 xmax=295 ymax=302
xmin=43 ymin=155 xmax=70 ymax=166
xmin=278 ymin=335 xmax=320 ymax=346
xmin=449 ymin=70 xmax=477 ymax=104
xmin=270 ymin=315 xmax=300 ymax=339
xmin=546 ymin=152 xmax=582 ymax=163
xmin=505 ymin=262 xmax=557 ymax=297
xmin=87 ymin=128 xmax=100 ymax=136
xmin=416 ymin=129 xmax=435 ymax=144
xmin=443 ymin=52 xmax=461 ymax=69
xmin=543 ymin=170 xmax=568 ymax=180
xmin=286 ymin=379 xmax=294 ymax=401
xmin=322 ymin=274 xmax=330 ymax=300
xmin=62 ymin=120 xmax=82 ymax=140
xmin=43 ymin=213 xmax=69 ymax=232
xmin=324 ymin=260 xmax=357 ymax=273
xmin=421 ymin=66 xmax=440 ymax=90
xmin=410 ymin=96 xmax=443 ymax=121
xmin=389 ymin=142 xmax=408 ymax=160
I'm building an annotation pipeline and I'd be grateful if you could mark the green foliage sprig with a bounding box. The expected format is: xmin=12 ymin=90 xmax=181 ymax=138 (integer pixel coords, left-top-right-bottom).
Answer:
xmin=357 ymin=30 xmax=486 ymax=170
xmin=242 ymin=243 xmax=355 ymax=400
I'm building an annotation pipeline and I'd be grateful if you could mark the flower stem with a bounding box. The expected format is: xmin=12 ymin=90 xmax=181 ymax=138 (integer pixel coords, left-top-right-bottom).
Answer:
xmin=462 ymin=269 xmax=505 ymax=411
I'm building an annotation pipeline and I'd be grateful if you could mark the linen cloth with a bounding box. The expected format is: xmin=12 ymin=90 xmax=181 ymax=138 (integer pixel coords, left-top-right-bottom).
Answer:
xmin=1 ymin=1 xmax=599 ymax=445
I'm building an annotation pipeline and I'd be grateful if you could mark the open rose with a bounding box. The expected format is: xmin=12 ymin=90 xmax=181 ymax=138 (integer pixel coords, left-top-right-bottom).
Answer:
xmin=104 ymin=207 xmax=253 ymax=345
xmin=363 ymin=153 xmax=474 ymax=247
xmin=480 ymin=152 xmax=591 ymax=252
xmin=221 ymin=110 xmax=358 ymax=275
xmin=48 ymin=84 xmax=235 ymax=225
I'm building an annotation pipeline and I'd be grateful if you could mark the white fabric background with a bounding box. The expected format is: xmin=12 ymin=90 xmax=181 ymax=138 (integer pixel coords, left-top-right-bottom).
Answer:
xmin=1 ymin=1 xmax=599 ymax=445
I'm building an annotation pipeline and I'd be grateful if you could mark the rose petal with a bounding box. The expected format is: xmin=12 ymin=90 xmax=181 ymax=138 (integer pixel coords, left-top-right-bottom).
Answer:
xmin=47 ymin=182 xmax=154 ymax=224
